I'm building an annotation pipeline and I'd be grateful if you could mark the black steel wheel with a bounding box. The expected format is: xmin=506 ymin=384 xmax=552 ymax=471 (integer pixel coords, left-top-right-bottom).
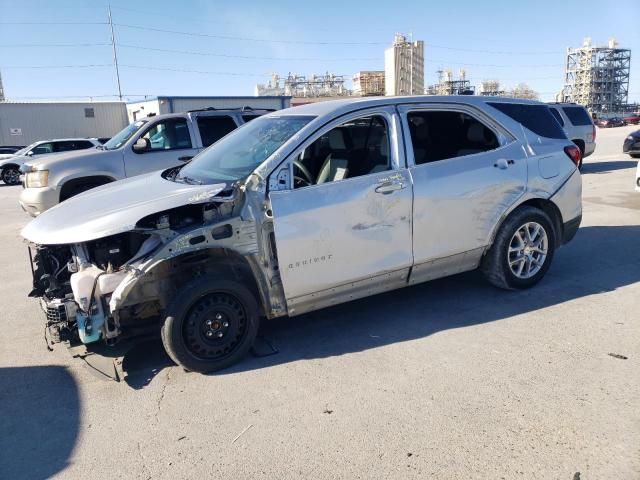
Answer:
xmin=183 ymin=293 xmax=247 ymax=361
xmin=161 ymin=277 xmax=259 ymax=373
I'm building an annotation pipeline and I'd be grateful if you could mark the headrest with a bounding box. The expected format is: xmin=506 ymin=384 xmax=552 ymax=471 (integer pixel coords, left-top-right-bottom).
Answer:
xmin=467 ymin=123 xmax=487 ymax=143
xmin=414 ymin=122 xmax=430 ymax=141
xmin=328 ymin=129 xmax=346 ymax=149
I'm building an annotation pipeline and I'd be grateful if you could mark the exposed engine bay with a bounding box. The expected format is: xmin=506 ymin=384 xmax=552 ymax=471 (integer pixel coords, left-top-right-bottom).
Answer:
xmin=26 ymin=179 xmax=286 ymax=379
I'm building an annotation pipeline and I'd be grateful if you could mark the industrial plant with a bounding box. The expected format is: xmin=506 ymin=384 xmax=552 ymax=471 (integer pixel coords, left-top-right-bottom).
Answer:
xmin=251 ymin=33 xmax=635 ymax=115
xmin=561 ymin=37 xmax=632 ymax=114
xmin=426 ymin=69 xmax=475 ymax=96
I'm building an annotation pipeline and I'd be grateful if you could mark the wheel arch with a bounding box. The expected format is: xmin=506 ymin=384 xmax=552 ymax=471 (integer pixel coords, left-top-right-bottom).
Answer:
xmin=119 ymin=247 xmax=268 ymax=318
xmin=0 ymin=162 xmax=20 ymax=171
xmin=59 ymin=175 xmax=116 ymax=201
xmin=489 ymin=197 xmax=564 ymax=251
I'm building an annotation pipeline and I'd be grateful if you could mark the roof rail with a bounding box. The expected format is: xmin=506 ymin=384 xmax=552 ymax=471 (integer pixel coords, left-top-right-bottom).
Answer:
xmin=187 ymin=106 xmax=277 ymax=113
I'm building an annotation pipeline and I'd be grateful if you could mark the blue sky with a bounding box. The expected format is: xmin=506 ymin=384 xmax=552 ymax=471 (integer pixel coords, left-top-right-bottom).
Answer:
xmin=0 ymin=0 xmax=638 ymax=102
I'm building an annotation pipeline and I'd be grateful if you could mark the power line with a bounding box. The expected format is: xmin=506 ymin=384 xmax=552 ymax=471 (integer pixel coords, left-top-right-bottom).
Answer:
xmin=0 ymin=43 xmax=110 ymax=48
xmin=2 ymin=64 xmax=113 ymax=69
xmin=108 ymin=5 xmax=397 ymax=33
xmin=113 ymin=23 xmax=388 ymax=45
xmin=426 ymin=59 xmax=563 ymax=68
xmin=426 ymin=43 xmax=561 ymax=56
xmin=116 ymin=43 xmax=378 ymax=62
xmin=0 ymin=21 xmax=107 ymax=25
xmin=119 ymin=65 xmax=274 ymax=77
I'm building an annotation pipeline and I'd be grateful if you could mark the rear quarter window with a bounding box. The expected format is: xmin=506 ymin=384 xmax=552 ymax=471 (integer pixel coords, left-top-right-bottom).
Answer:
xmin=549 ymin=108 xmax=565 ymax=127
xmin=562 ymin=106 xmax=593 ymax=126
xmin=488 ymin=102 xmax=567 ymax=139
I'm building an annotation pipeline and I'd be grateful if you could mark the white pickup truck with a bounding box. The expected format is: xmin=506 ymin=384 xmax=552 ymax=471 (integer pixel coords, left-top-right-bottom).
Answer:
xmin=19 ymin=107 xmax=272 ymax=216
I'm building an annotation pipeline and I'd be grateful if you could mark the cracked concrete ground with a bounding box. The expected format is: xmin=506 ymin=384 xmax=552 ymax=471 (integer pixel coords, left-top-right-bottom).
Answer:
xmin=0 ymin=126 xmax=638 ymax=479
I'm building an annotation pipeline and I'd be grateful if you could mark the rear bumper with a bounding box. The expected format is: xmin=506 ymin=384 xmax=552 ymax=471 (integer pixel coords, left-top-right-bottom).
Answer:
xmin=562 ymin=215 xmax=581 ymax=245
xmin=583 ymin=141 xmax=596 ymax=158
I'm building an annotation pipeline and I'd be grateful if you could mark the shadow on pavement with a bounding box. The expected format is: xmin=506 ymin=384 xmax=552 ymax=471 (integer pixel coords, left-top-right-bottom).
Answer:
xmin=581 ymin=160 xmax=637 ymax=174
xmin=120 ymin=225 xmax=640 ymax=384
xmin=0 ymin=366 xmax=79 ymax=480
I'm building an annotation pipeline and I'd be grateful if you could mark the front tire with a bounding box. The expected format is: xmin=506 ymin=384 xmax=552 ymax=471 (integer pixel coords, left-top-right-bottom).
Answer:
xmin=161 ymin=277 xmax=260 ymax=373
xmin=481 ymin=206 xmax=556 ymax=290
xmin=1 ymin=166 xmax=21 ymax=185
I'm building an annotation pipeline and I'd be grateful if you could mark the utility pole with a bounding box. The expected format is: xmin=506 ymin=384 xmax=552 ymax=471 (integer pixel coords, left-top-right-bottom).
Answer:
xmin=108 ymin=5 xmax=123 ymax=100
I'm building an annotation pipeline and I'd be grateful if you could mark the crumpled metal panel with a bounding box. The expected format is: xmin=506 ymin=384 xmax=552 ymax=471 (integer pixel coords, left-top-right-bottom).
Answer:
xmin=409 ymin=141 xmax=527 ymax=264
xmin=21 ymin=171 xmax=226 ymax=244
xmin=270 ymin=169 xmax=413 ymax=306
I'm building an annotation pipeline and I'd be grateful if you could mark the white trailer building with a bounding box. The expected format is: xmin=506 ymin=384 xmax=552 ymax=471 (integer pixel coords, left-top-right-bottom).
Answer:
xmin=126 ymin=96 xmax=291 ymax=122
xmin=0 ymin=101 xmax=128 ymax=146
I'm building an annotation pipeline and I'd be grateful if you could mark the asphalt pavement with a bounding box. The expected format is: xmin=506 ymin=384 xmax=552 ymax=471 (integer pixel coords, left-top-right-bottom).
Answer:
xmin=0 ymin=125 xmax=638 ymax=479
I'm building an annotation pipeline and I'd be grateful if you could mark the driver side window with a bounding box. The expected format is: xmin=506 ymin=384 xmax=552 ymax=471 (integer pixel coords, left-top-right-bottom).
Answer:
xmin=140 ymin=118 xmax=192 ymax=152
xmin=31 ymin=143 xmax=54 ymax=155
xmin=293 ymin=115 xmax=390 ymax=189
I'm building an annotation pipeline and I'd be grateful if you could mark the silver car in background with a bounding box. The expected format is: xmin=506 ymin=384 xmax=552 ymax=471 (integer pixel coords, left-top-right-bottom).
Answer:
xmin=21 ymin=96 xmax=582 ymax=378
xmin=548 ymin=102 xmax=596 ymax=166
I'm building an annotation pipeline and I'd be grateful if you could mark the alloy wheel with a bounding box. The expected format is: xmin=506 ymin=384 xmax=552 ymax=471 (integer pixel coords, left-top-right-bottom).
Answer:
xmin=507 ymin=222 xmax=548 ymax=279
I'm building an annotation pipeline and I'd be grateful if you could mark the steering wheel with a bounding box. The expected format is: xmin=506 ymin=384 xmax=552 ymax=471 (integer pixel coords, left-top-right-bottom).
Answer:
xmin=293 ymin=160 xmax=314 ymax=187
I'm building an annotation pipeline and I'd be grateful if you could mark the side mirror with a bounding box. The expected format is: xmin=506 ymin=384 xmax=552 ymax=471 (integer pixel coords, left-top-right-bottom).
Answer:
xmin=26 ymin=151 xmax=34 ymax=156
xmin=133 ymin=137 xmax=150 ymax=153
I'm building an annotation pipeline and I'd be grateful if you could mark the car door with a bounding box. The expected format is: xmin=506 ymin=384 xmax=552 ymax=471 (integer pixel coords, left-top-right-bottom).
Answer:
xmin=398 ymin=104 xmax=527 ymax=285
xmin=123 ymin=117 xmax=199 ymax=177
xmin=269 ymin=107 xmax=413 ymax=316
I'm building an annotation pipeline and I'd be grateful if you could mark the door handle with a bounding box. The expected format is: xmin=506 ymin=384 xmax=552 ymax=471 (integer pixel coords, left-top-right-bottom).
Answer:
xmin=493 ymin=159 xmax=515 ymax=169
xmin=178 ymin=155 xmax=193 ymax=162
xmin=375 ymin=181 xmax=405 ymax=194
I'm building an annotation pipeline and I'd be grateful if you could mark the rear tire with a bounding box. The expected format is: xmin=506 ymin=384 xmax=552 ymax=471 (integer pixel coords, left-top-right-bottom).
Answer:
xmin=1 ymin=166 xmax=21 ymax=186
xmin=481 ymin=206 xmax=556 ymax=290
xmin=630 ymin=153 xmax=640 ymax=159
xmin=161 ymin=277 xmax=260 ymax=373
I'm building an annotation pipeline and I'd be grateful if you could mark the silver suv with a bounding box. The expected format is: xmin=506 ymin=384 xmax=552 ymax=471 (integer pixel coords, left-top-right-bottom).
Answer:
xmin=22 ymin=96 xmax=582 ymax=378
xmin=18 ymin=108 xmax=272 ymax=216
xmin=548 ymin=103 xmax=596 ymax=166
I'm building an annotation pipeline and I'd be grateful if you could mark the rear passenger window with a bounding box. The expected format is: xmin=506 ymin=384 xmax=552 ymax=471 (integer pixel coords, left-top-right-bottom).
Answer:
xmin=549 ymin=108 xmax=565 ymax=127
xmin=407 ymin=111 xmax=499 ymax=165
xmin=293 ymin=115 xmax=390 ymax=188
xmin=197 ymin=116 xmax=238 ymax=147
xmin=54 ymin=141 xmax=93 ymax=152
xmin=488 ymin=102 xmax=567 ymax=139
xmin=562 ymin=106 xmax=593 ymax=126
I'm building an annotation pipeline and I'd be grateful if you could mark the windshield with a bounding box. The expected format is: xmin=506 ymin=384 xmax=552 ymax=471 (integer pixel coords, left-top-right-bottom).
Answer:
xmin=14 ymin=142 xmax=40 ymax=156
xmin=103 ymin=120 xmax=147 ymax=150
xmin=176 ymin=115 xmax=315 ymax=184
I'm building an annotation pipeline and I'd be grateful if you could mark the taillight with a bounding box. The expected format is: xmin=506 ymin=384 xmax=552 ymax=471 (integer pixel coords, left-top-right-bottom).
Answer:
xmin=564 ymin=145 xmax=582 ymax=167
xmin=592 ymin=124 xmax=596 ymax=140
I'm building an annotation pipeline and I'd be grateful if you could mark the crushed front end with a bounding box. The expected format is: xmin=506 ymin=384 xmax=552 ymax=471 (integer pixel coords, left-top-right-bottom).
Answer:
xmin=23 ymin=174 xmax=286 ymax=380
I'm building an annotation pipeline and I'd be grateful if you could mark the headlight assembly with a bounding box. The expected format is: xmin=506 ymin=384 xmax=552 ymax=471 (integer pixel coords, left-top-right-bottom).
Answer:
xmin=25 ymin=170 xmax=49 ymax=188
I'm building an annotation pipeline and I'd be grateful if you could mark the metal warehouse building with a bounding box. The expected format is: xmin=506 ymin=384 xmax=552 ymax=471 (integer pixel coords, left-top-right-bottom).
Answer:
xmin=0 ymin=101 xmax=128 ymax=145
xmin=126 ymin=96 xmax=291 ymax=122
xmin=0 ymin=96 xmax=292 ymax=146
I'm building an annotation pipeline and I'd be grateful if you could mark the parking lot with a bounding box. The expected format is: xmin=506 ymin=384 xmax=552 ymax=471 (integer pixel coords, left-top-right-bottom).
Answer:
xmin=0 ymin=125 xmax=638 ymax=479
